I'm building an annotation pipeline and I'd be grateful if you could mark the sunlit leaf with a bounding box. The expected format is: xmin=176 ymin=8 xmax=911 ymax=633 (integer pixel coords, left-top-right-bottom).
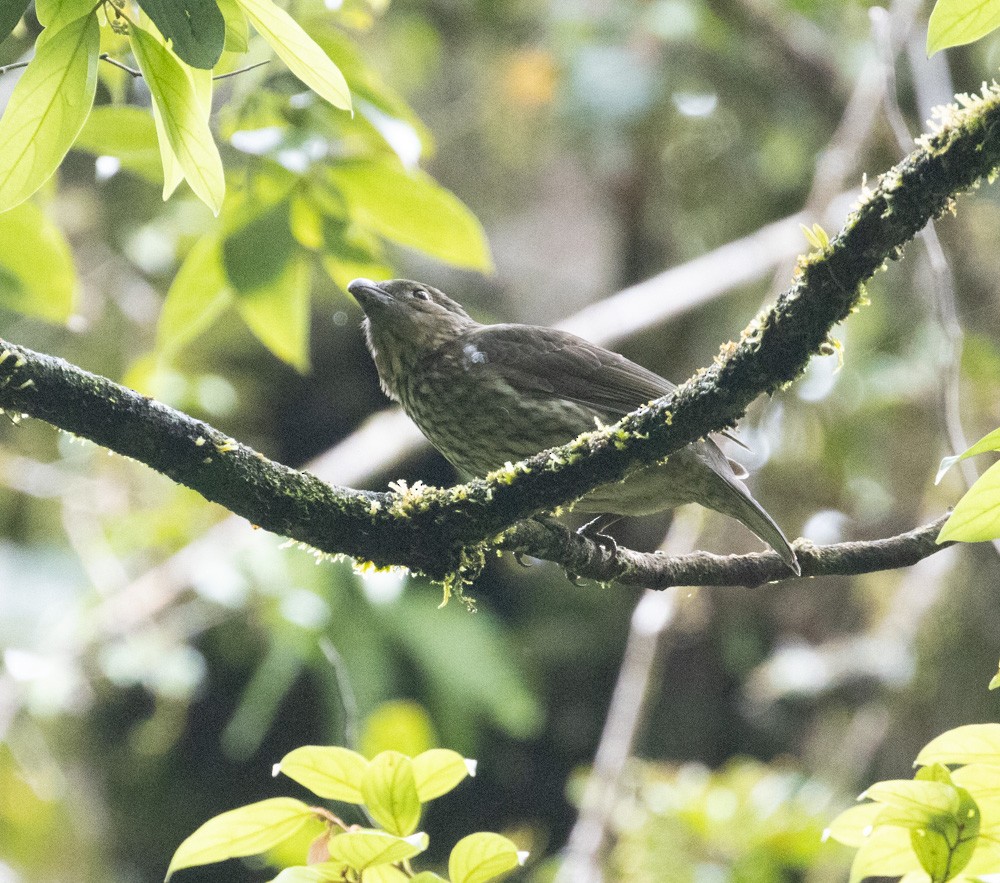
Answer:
xmin=34 ymin=0 xmax=93 ymax=31
xmin=937 ymin=426 xmax=1000 ymax=483
xmin=74 ymin=105 xmax=163 ymax=182
xmin=129 ymin=22 xmax=225 ymax=213
xmin=845 ymin=824 xmax=922 ymax=883
xmin=157 ymin=233 xmax=233 ymax=357
xmin=275 ymin=745 xmax=368 ymax=803
xmin=939 ymin=459 xmax=1000 ymax=543
xmin=268 ymin=867 xmax=340 ymax=883
xmin=326 ymin=829 xmax=428 ymax=870
xmin=0 ymin=200 xmax=76 ymax=321
xmin=915 ymin=724 xmax=1000 ymax=767
xmin=234 ymin=0 xmax=351 ymax=110
xmin=0 ymin=0 xmax=29 ymax=45
xmin=863 ymin=780 xmax=960 ymax=817
xmin=823 ymin=801 xmax=882 ymax=848
xmin=412 ymin=749 xmax=476 ymax=802
xmin=448 ymin=832 xmax=527 ymax=883
xmin=306 ymin=25 xmax=432 ymax=154
xmin=149 ymin=90 xmax=185 ymax=198
xmin=217 ymin=0 xmax=249 ymax=52
xmin=326 ymin=158 xmax=492 ymax=271
xmin=136 ymin=0 xmax=225 ymax=68
xmin=0 ymin=11 xmax=99 ymax=212
xmin=361 ymin=752 xmax=421 ymax=837
xmin=362 ymin=865 xmax=411 ymax=883
xmin=166 ymin=797 xmax=315 ymax=878
xmin=927 ymin=0 xmax=1000 ymax=54
xmin=235 ymin=256 xmax=311 ymax=371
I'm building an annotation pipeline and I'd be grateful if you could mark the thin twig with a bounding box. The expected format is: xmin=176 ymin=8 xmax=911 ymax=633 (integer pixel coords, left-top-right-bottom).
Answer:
xmin=99 ymin=53 xmax=141 ymax=78
xmin=213 ymin=59 xmax=270 ymax=81
xmin=0 ymin=60 xmax=29 ymax=76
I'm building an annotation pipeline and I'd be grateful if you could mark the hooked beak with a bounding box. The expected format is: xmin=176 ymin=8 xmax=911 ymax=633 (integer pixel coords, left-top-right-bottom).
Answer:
xmin=347 ymin=278 xmax=393 ymax=315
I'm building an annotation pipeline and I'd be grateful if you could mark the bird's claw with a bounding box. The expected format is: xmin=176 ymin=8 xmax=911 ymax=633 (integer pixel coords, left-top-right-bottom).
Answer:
xmin=576 ymin=515 xmax=620 ymax=559
xmin=513 ymin=552 xmax=533 ymax=568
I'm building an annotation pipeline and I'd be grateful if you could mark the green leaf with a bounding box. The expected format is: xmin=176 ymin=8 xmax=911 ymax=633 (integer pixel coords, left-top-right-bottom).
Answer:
xmin=927 ymin=0 xmax=1000 ymax=54
xmin=157 ymin=233 xmax=233 ymax=357
xmin=234 ymin=0 xmax=351 ymax=110
xmin=938 ymin=459 xmax=1000 ymax=543
xmin=937 ymin=426 xmax=1000 ymax=483
xmin=268 ymin=867 xmax=342 ymax=883
xmin=909 ymin=827 xmax=953 ymax=881
xmin=166 ymin=797 xmax=315 ymax=878
xmin=990 ymin=664 xmax=1000 ymax=690
xmin=149 ymin=88 xmax=185 ymax=199
xmin=0 ymin=200 xmax=76 ymax=321
xmin=409 ymin=874 xmax=449 ymax=882
xmin=0 ymin=11 xmax=99 ymax=212
xmin=136 ymin=0 xmax=225 ymax=69
xmin=916 ymin=724 xmax=1000 ymax=767
xmin=448 ymin=831 xmax=528 ymax=883
xmin=326 ymin=829 xmax=428 ymax=870
xmin=947 ymin=787 xmax=980 ymax=878
xmin=449 ymin=833 xmax=527 ymax=883
xmin=361 ymin=752 xmax=421 ymax=837
xmin=235 ymin=256 xmax=311 ymax=371
xmin=412 ymin=749 xmax=476 ymax=802
xmin=0 ymin=0 xmax=29 ymax=45
xmin=222 ymin=198 xmax=295 ymax=292
xmin=74 ymin=105 xmax=163 ymax=182
xmin=129 ymin=22 xmax=225 ymax=214
xmin=362 ymin=864 xmax=411 ymax=882
xmin=326 ymin=159 xmax=492 ymax=271
xmin=275 ymin=745 xmax=368 ymax=803
xmin=863 ymin=780 xmax=960 ymax=819
xmin=823 ymin=801 xmax=882 ymax=848
xmin=845 ymin=824 xmax=922 ymax=883
xmin=217 ymin=0 xmax=249 ymax=53
xmin=34 ymin=0 xmax=94 ymax=30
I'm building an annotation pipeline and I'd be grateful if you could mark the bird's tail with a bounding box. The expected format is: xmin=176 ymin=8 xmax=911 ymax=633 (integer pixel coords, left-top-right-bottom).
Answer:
xmin=699 ymin=443 xmax=800 ymax=575
xmin=714 ymin=479 xmax=800 ymax=575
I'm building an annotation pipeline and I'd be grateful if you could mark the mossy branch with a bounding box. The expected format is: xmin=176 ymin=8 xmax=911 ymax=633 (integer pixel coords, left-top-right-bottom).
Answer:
xmin=502 ymin=515 xmax=953 ymax=588
xmin=1 ymin=85 xmax=999 ymax=586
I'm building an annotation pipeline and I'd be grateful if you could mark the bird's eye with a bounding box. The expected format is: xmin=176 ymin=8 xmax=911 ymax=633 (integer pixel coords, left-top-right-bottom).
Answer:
xmin=411 ymin=288 xmax=430 ymax=301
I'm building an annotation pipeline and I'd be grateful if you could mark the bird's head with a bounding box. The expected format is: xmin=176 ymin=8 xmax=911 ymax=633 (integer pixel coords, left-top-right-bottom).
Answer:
xmin=347 ymin=278 xmax=478 ymax=396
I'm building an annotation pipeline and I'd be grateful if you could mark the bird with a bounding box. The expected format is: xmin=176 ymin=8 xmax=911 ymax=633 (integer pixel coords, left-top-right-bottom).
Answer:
xmin=347 ymin=278 xmax=799 ymax=575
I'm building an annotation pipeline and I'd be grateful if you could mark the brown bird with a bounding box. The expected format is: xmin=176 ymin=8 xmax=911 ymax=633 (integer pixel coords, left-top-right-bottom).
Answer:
xmin=348 ymin=278 xmax=799 ymax=574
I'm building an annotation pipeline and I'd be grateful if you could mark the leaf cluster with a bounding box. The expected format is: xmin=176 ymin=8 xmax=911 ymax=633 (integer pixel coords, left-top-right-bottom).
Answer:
xmin=826 ymin=724 xmax=1000 ymax=882
xmin=169 ymin=744 xmax=527 ymax=882
xmin=0 ymin=0 xmax=492 ymax=371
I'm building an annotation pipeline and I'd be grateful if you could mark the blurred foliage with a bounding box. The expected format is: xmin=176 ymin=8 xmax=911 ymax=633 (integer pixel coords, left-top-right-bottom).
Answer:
xmin=1 ymin=0 xmax=1000 ymax=881
xmin=595 ymin=758 xmax=849 ymax=882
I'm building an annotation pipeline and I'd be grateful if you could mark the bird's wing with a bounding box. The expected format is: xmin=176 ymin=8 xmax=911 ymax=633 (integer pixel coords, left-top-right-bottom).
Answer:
xmin=465 ymin=325 xmax=751 ymax=452
xmin=466 ymin=325 xmax=673 ymax=420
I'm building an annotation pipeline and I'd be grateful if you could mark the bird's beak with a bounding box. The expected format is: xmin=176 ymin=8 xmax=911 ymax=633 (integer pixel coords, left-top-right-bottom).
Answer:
xmin=347 ymin=278 xmax=393 ymax=314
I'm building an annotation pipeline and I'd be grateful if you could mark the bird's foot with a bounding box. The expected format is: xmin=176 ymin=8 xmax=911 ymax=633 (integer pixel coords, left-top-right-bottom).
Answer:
xmin=576 ymin=514 xmax=622 ymax=559
xmin=513 ymin=552 xmax=534 ymax=568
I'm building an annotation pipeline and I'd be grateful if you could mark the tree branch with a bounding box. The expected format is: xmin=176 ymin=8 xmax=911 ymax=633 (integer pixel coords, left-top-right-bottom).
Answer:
xmin=503 ymin=514 xmax=952 ymax=588
xmin=1 ymin=84 xmax=998 ymax=585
